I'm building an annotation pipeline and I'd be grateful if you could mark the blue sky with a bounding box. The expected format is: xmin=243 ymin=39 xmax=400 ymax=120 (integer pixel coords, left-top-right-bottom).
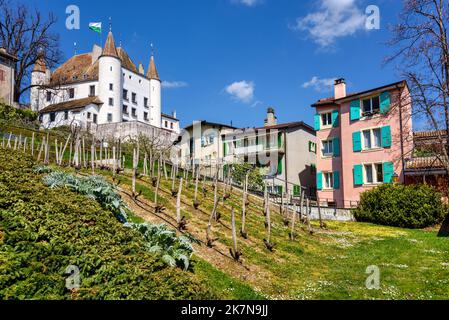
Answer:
xmin=26 ymin=0 xmax=404 ymax=129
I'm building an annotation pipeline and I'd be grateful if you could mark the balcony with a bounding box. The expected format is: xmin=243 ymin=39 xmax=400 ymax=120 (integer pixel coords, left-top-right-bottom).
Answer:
xmin=233 ymin=142 xmax=285 ymax=156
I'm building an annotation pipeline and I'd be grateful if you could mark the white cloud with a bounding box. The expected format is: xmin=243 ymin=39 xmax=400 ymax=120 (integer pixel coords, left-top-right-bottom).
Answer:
xmin=231 ymin=0 xmax=262 ymax=7
xmin=292 ymin=0 xmax=366 ymax=48
xmin=225 ymin=81 xmax=255 ymax=103
xmin=162 ymin=81 xmax=188 ymax=89
xmin=302 ymin=76 xmax=336 ymax=92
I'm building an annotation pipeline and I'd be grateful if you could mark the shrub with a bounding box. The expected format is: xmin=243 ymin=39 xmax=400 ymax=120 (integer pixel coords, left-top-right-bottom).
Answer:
xmin=0 ymin=148 xmax=213 ymax=299
xmin=353 ymin=183 xmax=446 ymax=229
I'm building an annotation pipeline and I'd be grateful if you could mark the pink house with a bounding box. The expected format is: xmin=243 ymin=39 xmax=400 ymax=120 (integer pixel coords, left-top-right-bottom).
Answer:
xmin=312 ymin=79 xmax=413 ymax=208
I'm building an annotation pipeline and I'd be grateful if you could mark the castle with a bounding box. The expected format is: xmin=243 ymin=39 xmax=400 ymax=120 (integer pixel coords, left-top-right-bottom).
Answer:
xmin=30 ymin=30 xmax=180 ymax=135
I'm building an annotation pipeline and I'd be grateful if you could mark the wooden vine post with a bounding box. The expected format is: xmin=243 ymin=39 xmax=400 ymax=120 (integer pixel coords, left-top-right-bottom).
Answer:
xmin=240 ymin=172 xmax=249 ymax=239
xmin=193 ymin=166 xmax=200 ymax=209
xmin=132 ymin=148 xmax=137 ymax=195
xmin=176 ymin=177 xmax=187 ymax=230
xmin=230 ymin=208 xmax=242 ymax=262
xmin=264 ymin=196 xmax=275 ymax=252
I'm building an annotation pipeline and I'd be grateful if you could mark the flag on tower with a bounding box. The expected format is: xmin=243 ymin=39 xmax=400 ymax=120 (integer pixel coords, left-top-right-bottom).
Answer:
xmin=89 ymin=22 xmax=102 ymax=34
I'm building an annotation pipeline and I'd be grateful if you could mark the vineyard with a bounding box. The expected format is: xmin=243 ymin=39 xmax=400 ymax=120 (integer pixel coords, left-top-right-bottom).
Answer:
xmin=1 ymin=124 xmax=449 ymax=300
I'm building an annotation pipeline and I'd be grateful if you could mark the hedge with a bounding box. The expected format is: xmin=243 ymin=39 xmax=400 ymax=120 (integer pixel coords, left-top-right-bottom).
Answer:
xmin=353 ymin=183 xmax=446 ymax=229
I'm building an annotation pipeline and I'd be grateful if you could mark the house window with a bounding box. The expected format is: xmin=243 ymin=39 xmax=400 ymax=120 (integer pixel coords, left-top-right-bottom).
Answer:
xmin=132 ymin=92 xmax=137 ymax=104
xmin=69 ymin=88 xmax=75 ymax=99
xmin=362 ymin=96 xmax=380 ymax=116
xmin=107 ymin=113 xmax=113 ymax=122
xmin=324 ymin=172 xmax=334 ymax=189
xmin=144 ymin=112 xmax=149 ymax=121
xmin=46 ymin=91 xmax=52 ymax=102
xmin=362 ymin=128 xmax=382 ymax=150
xmin=123 ymin=105 xmax=128 ymax=114
xmin=309 ymin=141 xmax=317 ymax=153
xmin=109 ymin=83 xmax=113 ymax=91
xmin=87 ymin=112 xmax=91 ymax=119
xmin=123 ymin=89 xmax=128 ymax=101
xmin=89 ymin=85 xmax=95 ymax=96
xmin=144 ymin=97 xmax=148 ymax=108
xmin=109 ymin=98 xmax=114 ymax=106
xmin=131 ymin=108 xmax=137 ymax=117
xmin=93 ymin=114 xmax=97 ymax=124
xmin=321 ymin=140 xmax=333 ymax=157
xmin=321 ymin=112 xmax=332 ymax=127
xmin=363 ymin=163 xmax=384 ymax=184
xmin=64 ymin=111 xmax=69 ymax=120
xmin=50 ymin=112 xmax=56 ymax=122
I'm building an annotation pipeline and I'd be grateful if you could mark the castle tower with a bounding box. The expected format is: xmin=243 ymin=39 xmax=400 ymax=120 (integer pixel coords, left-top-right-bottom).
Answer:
xmin=147 ymin=55 xmax=161 ymax=128
xmin=98 ymin=30 xmax=122 ymax=124
xmin=31 ymin=53 xmax=50 ymax=112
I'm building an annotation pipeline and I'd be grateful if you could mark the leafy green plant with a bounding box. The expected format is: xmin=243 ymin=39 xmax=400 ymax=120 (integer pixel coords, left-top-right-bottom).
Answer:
xmin=125 ymin=223 xmax=194 ymax=270
xmin=353 ymin=183 xmax=446 ymax=228
xmin=230 ymin=163 xmax=264 ymax=191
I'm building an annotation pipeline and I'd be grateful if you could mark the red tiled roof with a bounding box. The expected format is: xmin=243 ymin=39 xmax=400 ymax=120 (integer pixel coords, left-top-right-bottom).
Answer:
xmin=406 ymin=157 xmax=445 ymax=170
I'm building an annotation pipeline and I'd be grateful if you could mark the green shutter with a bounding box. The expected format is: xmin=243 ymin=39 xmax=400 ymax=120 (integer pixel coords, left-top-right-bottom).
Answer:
xmin=278 ymin=132 xmax=283 ymax=148
xmin=350 ymin=100 xmax=361 ymax=121
xmin=332 ymin=110 xmax=339 ymax=127
xmin=223 ymin=142 xmax=227 ymax=156
xmin=354 ymin=165 xmax=363 ymax=186
xmin=314 ymin=114 xmax=321 ymax=131
xmin=333 ymin=137 xmax=340 ymax=157
xmin=381 ymin=126 xmax=392 ymax=148
xmin=293 ymin=185 xmax=301 ymax=196
xmin=352 ymin=131 xmax=362 ymax=152
xmin=277 ymin=157 xmax=283 ymax=175
xmin=383 ymin=162 xmax=394 ymax=183
xmin=317 ymin=172 xmax=323 ymax=190
xmin=380 ymin=91 xmax=391 ymax=114
xmin=333 ymin=171 xmax=340 ymax=189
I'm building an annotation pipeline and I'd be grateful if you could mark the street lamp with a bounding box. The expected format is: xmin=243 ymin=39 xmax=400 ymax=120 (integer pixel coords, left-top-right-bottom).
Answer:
xmin=392 ymin=172 xmax=399 ymax=184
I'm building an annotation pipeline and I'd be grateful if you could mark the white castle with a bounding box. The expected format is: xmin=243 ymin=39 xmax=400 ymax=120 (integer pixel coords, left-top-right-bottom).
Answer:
xmin=30 ymin=30 xmax=180 ymax=135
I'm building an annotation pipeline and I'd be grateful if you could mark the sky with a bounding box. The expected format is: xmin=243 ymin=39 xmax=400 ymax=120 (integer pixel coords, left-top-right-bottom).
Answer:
xmin=24 ymin=0 xmax=405 ymax=129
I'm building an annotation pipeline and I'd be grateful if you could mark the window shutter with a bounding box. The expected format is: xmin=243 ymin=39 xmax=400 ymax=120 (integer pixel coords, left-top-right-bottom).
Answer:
xmin=333 ymin=171 xmax=340 ymax=189
xmin=278 ymin=132 xmax=283 ymax=148
xmin=352 ymin=131 xmax=362 ymax=152
xmin=332 ymin=110 xmax=339 ymax=127
xmin=354 ymin=165 xmax=363 ymax=186
xmin=314 ymin=114 xmax=321 ymax=131
xmin=383 ymin=162 xmax=394 ymax=183
xmin=317 ymin=172 xmax=323 ymax=190
xmin=333 ymin=138 xmax=340 ymax=157
xmin=293 ymin=185 xmax=301 ymax=196
xmin=381 ymin=126 xmax=392 ymax=148
xmin=277 ymin=157 xmax=283 ymax=175
xmin=223 ymin=142 xmax=227 ymax=156
xmin=380 ymin=91 xmax=391 ymax=114
xmin=350 ymin=100 xmax=361 ymax=121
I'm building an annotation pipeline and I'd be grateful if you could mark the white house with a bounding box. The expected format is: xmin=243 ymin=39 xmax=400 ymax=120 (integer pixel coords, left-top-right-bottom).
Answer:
xmin=31 ymin=30 xmax=180 ymax=136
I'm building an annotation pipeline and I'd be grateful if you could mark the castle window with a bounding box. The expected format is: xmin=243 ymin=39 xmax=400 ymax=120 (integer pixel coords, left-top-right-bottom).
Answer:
xmin=109 ymin=98 xmax=114 ymax=106
xmin=144 ymin=97 xmax=148 ymax=108
xmin=46 ymin=91 xmax=51 ymax=102
xmin=144 ymin=112 xmax=149 ymax=121
xmin=109 ymin=83 xmax=113 ymax=91
xmin=107 ymin=113 xmax=113 ymax=122
xmin=171 ymin=123 xmax=174 ymax=129
xmin=50 ymin=113 xmax=56 ymax=122
xmin=69 ymin=88 xmax=75 ymax=99
xmin=123 ymin=89 xmax=128 ymax=101
xmin=131 ymin=108 xmax=137 ymax=117
xmin=132 ymin=92 xmax=137 ymax=104
xmin=110 ymin=66 xmax=113 ymax=72
xmin=89 ymin=85 xmax=95 ymax=96
xmin=64 ymin=111 xmax=69 ymax=120
xmin=123 ymin=104 xmax=128 ymax=114
xmin=87 ymin=112 xmax=91 ymax=119
xmin=165 ymin=120 xmax=168 ymax=128
xmin=93 ymin=114 xmax=97 ymax=124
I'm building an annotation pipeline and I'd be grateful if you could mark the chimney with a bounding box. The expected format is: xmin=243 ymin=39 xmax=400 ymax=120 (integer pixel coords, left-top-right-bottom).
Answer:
xmin=172 ymin=110 xmax=177 ymax=119
xmin=138 ymin=63 xmax=145 ymax=75
xmin=334 ymin=78 xmax=346 ymax=99
xmin=264 ymin=107 xmax=277 ymax=127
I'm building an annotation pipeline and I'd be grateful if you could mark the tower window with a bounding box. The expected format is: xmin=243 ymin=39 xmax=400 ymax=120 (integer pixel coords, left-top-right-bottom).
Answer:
xmin=131 ymin=108 xmax=137 ymax=117
xmin=123 ymin=89 xmax=128 ymax=100
xmin=132 ymin=92 xmax=137 ymax=104
xmin=144 ymin=112 xmax=149 ymax=121
xmin=89 ymin=85 xmax=95 ymax=96
xmin=171 ymin=123 xmax=174 ymax=129
xmin=87 ymin=112 xmax=91 ymax=119
xmin=69 ymin=88 xmax=75 ymax=99
xmin=109 ymin=98 xmax=114 ymax=106
xmin=50 ymin=113 xmax=56 ymax=122
xmin=165 ymin=120 xmax=168 ymax=128
xmin=109 ymin=83 xmax=113 ymax=91
xmin=123 ymin=104 xmax=128 ymax=114
xmin=110 ymin=66 xmax=113 ymax=72
xmin=46 ymin=91 xmax=52 ymax=102
xmin=93 ymin=114 xmax=98 ymax=124
xmin=64 ymin=111 xmax=69 ymax=120
xmin=107 ymin=113 xmax=113 ymax=122
xmin=144 ymin=97 xmax=148 ymax=108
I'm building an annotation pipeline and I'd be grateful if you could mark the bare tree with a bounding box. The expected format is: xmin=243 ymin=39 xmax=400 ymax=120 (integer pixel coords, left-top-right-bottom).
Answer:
xmin=388 ymin=0 xmax=449 ymax=172
xmin=0 ymin=0 xmax=62 ymax=102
